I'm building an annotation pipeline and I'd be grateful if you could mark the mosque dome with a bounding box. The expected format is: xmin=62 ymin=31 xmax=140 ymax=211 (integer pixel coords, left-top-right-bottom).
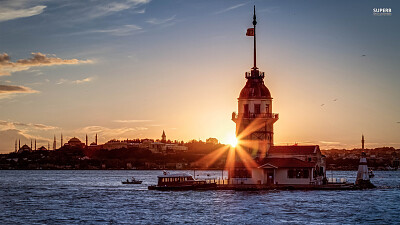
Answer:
xmin=18 ymin=144 xmax=32 ymax=153
xmin=20 ymin=144 xmax=31 ymax=150
xmin=239 ymin=78 xmax=271 ymax=99
xmin=68 ymin=137 xmax=81 ymax=144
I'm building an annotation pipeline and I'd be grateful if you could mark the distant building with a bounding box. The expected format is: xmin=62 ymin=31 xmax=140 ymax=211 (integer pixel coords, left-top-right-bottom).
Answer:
xmin=38 ymin=146 xmax=47 ymax=151
xmin=87 ymin=142 xmax=102 ymax=151
xmin=103 ymin=139 xmax=127 ymax=150
xmin=65 ymin=137 xmax=85 ymax=148
xmin=17 ymin=144 xmax=32 ymax=154
xmin=86 ymin=134 xmax=101 ymax=150
xmin=165 ymin=144 xmax=188 ymax=153
xmin=206 ymin=138 xmax=219 ymax=145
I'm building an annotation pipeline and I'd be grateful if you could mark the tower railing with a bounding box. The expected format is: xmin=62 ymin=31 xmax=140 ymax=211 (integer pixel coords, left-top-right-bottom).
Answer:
xmin=232 ymin=112 xmax=279 ymax=120
xmin=245 ymin=71 xmax=264 ymax=79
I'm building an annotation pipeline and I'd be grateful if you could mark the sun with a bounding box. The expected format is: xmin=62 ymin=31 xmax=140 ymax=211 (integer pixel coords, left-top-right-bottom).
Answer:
xmin=227 ymin=134 xmax=238 ymax=147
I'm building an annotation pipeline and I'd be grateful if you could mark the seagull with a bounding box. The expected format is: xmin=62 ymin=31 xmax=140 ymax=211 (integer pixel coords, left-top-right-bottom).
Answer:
xmin=362 ymin=54 xmax=366 ymax=57
xmin=333 ymin=98 xmax=338 ymax=101
xmin=321 ymin=104 xmax=325 ymax=107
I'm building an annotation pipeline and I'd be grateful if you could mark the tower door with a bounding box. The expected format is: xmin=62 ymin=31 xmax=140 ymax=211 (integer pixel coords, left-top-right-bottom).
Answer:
xmin=264 ymin=169 xmax=274 ymax=185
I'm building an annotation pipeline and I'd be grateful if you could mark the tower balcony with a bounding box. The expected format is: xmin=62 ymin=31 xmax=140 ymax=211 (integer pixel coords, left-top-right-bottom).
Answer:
xmin=245 ymin=71 xmax=264 ymax=79
xmin=232 ymin=112 xmax=279 ymax=121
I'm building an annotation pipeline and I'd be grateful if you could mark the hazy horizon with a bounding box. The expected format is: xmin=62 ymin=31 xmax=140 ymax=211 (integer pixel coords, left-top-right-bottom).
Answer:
xmin=1 ymin=0 xmax=399 ymax=153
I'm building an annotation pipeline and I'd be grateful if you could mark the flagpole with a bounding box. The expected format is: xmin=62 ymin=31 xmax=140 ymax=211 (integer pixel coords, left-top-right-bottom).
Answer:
xmin=253 ymin=5 xmax=257 ymax=70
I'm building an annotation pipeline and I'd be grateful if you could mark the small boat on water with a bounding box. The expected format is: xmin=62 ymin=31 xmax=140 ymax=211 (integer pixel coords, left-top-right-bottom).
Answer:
xmin=148 ymin=171 xmax=217 ymax=190
xmin=122 ymin=177 xmax=142 ymax=184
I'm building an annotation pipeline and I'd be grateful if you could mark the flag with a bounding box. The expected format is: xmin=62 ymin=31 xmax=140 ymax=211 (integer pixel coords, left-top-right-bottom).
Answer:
xmin=246 ymin=28 xmax=254 ymax=36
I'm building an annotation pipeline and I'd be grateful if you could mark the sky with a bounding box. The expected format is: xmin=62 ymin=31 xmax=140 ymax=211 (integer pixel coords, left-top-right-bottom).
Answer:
xmin=0 ymin=0 xmax=399 ymax=153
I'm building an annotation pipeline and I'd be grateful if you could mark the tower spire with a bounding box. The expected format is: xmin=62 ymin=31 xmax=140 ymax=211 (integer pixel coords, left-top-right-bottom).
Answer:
xmin=253 ymin=5 xmax=257 ymax=70
xmin=61 ymin=133 xmax=63 ymax=148
xmin=245 ymin=5 xmax=263 ymax=79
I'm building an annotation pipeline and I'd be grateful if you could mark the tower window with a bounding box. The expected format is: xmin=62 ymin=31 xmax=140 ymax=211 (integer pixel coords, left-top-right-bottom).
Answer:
xmin=244 ymin=104 xmax=249 ymax=116
xmin=266 ymin=104 xmax=270 ymax=114
xmin=255 ymin=104 xmax=261 ymax=114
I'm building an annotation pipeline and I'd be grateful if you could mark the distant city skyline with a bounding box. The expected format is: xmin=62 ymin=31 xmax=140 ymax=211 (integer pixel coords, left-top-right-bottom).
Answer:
xmin=0 ymin=0 xmax=399 ymax=153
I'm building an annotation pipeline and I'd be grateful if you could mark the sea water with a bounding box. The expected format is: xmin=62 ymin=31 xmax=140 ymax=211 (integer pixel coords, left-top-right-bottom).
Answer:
xmin=0 ymin=170 xmax=399 ymax=224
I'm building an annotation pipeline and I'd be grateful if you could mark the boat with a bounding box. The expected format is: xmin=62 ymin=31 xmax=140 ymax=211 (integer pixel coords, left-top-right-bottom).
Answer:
xmin=148 ymin=171 xmax=217 ymax=190
xmin=122 ymin=177 xmax=142 ymax=184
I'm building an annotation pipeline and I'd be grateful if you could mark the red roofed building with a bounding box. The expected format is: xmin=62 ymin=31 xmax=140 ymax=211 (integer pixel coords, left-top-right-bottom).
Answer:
xmin=230 ymin=151 xmax=326 ymax=186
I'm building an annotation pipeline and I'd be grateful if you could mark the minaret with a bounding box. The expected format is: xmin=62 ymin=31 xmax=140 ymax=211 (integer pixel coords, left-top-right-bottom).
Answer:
xmin=86 ymin=134 xmax=88 ymax=147
xmin=53 ymin=135 xmax=56 ymax=150
xmin=35 ymin=139 xmax=37 ymax=150
xmin=61 ymin=133 xmax=63 ymax=147
xmin=19 ymin=139 xmax=20 ymax=150
xmin=161 ymin=130 xmax=166 ymax=143
xmin=31 ymin=139 xmax=32 ymax=150
xmin=48 ymin=142 xmax=50 ymax=150
xmin=232 ymin=5 xmax=278 ymax=158
xmin=95 ymin=133 xmax=98 ymax=145
xmin=15 ymin=139 xmax=17 ymax=152
xmin=362 ymin=134 xmax=365 ymax=150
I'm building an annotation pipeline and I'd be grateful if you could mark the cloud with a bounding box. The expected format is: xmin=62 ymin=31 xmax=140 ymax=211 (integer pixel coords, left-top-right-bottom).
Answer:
xmin=146 ymin=15 xmax=176 ymax=25
xmin=112 ymin=119 xmax=152 ymax=123
xmin=0 ymin=120 xmax=57 ymax=130
xmin=0 ymin=84 xmax=37 ymax=94
xmin=82 ymin=24 xmax=142 ymax=36
xmin=135 ymin=8 xmax=146 ymax=14
xmin=214 ymin=3 xmax=247 ymax=14
xmin=56 ymin=78 xmax=68 ymax=85
xmin=85 ymin=0 xmax=150 ymax=19
xmin=32 ymin=124 xmax=57 ymax=130
xmin=0 ymin=4 xmax=46 ymax=22
xmin=73 ymin=76 xmax=95 ymax=84
xmin=319 ymin=141 xmax=341 ymax=145
xmin=128 ymin=0 xmax=151 ymax=4
xmin=0 ymin=52 xmax=93 ymax=76
xmin=57 ymin=76 xmax=95 ymax=85
xmin=0 ymin=84 xmax=38 ymax=99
